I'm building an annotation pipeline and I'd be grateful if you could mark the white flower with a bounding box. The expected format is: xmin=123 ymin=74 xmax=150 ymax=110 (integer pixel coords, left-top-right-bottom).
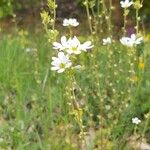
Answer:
xmin=102 ymin=37 xmax=112 ymax=45
xmin=63 ymin=18 xmax=79 ymax=27
xmin=120 ymin=0 xmax=133 ymax=8
xmin=66 ymin=36 xmax=82 ymax=55
xmin=132 ymin=117 xmax=141 ymax=125
xmin=51 ymin=52 xmax=72 ymax=73
xmin=120 ymin=34 xmax=143 ymax=47
xmin=53 ymin=36 xmax=68 ymax=51
xmin=66 ymin=37 xmax=94 ymax=54
xmin=25 ymin=47 xmax=32 ymax=52
xmin=79 ymin=41 xmax=94 ymax=51
xmin=130 ymin=34 xmax=143 ymax=45
xmin=53 ymin=36 xmax=93 ymax=55
xmin=120 ymin=37 xmax=134 ymax=47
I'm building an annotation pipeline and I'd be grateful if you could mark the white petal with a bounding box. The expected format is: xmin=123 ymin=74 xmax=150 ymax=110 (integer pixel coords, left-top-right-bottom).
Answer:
xmin=66 ymin=49 xmax=73 ymax=54
xmin=72 ymin=36 xmax=80 ymax=46
xmin=131 ymin=34 xmax=136 ymax=41
xmin=57 ymin=68 xmax=65 ymax=73
xmin=58 ymin=52 xmax=65 ymax=59
xmin=51 ymin=66 xmax=59 ymax=71
xmin=75 ymin=50 xmax=81 ymax=54
xmin=135 ymin=37 xmax=143 ymax=44
xmin=66 ymin=62 xmax=72 ymax=68
xmin=61 ymin=36 xmax=67 ymax=44
xmin=51 ymin=60 xmax=60 ymax=66
xmin=53 ymin=42 xmax=63 ymax=49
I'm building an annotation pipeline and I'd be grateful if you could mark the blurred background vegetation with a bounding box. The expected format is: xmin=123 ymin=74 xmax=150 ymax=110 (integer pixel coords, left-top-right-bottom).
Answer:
xmin=0 ymin=0 xmax=150 ymax=30
xmin=0 ymin=1 xmax=150 ymax=149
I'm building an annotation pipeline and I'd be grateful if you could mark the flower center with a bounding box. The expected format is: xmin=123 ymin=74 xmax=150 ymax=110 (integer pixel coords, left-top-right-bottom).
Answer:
xmin=72 ymin=47 xmax=78 ymax=51
xmin=59 ymin=63 xmax=65 ymax=68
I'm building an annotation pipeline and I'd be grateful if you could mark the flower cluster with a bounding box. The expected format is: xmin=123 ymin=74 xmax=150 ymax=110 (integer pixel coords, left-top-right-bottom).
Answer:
xmin=53 ymin=36 xmax=93 ymax=55
xmin=132 ymin=117 xmax=141 ymax=125
xmin=51 ymin=52 xmax=72 ymax=73
xmin=120 ymin=34 xmax=143 ymax=47
xmin=120 ymin=0 xmax=133 ymax=8
xmin=51 ymin=18 xmax=93 ymax=73
xmin=102 ymin=37 xmax=112 ymax=45
xmin=63 ymin=18 xmax=79 ymax=27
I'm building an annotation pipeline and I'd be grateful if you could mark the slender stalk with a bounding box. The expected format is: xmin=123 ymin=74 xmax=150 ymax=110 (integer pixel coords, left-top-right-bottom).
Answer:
xmin=141 ymin=112 xmax=150 ymax=138
xmin=123 ymin=8 xmax=127 ymax=36
xmin=85 ymin=0 xmax=93 ymax=34
xmin=109 ymin=0 xmax=112 ymax=35
xmin=135 ymin=9 xmax=139 ymax=34
xmin=52 ymin=0 xmax=56 ymax=30
xmin=102 ymin=0 xmax=110 ymax=36
xmin=41 ymin=0 xmax=57 ymax=92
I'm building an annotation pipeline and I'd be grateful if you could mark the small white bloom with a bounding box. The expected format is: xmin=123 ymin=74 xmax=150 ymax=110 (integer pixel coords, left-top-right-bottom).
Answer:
xmin=66 ymin=36 xmax=81 ymax=55
xmin=130 ymin=34 xmax=143 ymax=45
xmin=25 ymin=48 xmax=32 ymax=52
xmin=102 ymin=37 xmax=112 ymax=45
xmin=79 ymin=41 xmax=94 ymax=51
xmin=120 ymin=0 xmax=133 ymax=8
xmin=53 ymin=36 xmax=68 ymax=51
xmin=51 ymin=52 xmax=72 ymax=73
xmin=120 ymin=34 xmax=143 ymax=47
xmin=132 ymin=117 xmax=141 ymax=125
xmin=53 ymin=36 xmax=93 ymax=54
xmin=120 ymin=37 xmax=134 ymax=47
xmin=63 ymin=18 xmax=79 ymax=27
xmin=66 ymin=37 xmax=93 ymax=54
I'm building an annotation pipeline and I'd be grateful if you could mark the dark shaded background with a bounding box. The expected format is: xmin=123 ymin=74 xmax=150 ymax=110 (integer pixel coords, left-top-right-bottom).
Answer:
xmin=0 ymin=0 xmax=149 ymax=31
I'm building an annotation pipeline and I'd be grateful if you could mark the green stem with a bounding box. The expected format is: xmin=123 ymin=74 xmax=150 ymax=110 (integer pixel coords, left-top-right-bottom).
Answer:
xmin=52 ymin=0 xmax=56 ymax=30
xmin=141 ymin=112 xmax=150 ymax=138
xmin=123 ymin=9 xmax=127 ymax=36
xmin=85 ymin=0 xmax=93 ymax=34
xmin=102 ymin=0 xmax=110 ymax=36
xmin=109 ymin=0 xmax=112 ymax=35
xmin=135 ymin=9 xmax=139 ymax=34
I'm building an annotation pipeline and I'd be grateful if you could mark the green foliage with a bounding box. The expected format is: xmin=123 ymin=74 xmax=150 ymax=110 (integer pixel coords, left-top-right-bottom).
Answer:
xmin=0 ymin=31 xmax=149 ymax=149
xmin=0 ymin=0 xmax=14 ymax=18
xmin=0 ymin=0 xmax=150 ymax=149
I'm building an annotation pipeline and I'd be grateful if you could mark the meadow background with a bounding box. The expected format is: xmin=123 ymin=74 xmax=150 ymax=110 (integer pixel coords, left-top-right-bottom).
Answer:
xmin=0 ymin=0 xmax=150 ymax=150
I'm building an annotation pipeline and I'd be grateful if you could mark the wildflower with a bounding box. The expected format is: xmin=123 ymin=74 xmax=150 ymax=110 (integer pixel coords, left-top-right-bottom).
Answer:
xmin=66 ymin=36 xmax=82 ymax=54
xmin=120 ymin=37 xmax=133 ymax=47
xmin=63 ymin=18 xmax=79 ymax=27
xmin=132 ymin=117 xmax=141 ymax=125
xmin=51 ymin=52 xmax=72 ymax=73
xmin=120 ymin=0 xmax=133 ymax=8
xmin=102 ymin=37 xmax=112 ymax=45
xmin=138 ymin=57 xmax=145 ymax=69
xmin=130 ymin=34 xmax=143 ymax=45
xmin=80 ymin=41 xmax=94 ymax=52
xmin=66 ymin=37 xmax=93 ymax=54
xmin=25 ymin=47 xmax=33 ymax=52
xmin=53 ymin=36 xmax=93 ymax=54
xmin=120 ymin=34 xmax=143 ymax=47
xmin=53 ymin=36 xmax=68 ymax=51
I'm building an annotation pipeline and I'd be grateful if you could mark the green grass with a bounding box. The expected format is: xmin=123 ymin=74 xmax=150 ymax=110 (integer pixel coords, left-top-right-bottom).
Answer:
xmin=0 ymin=31 xmax=150 ymax=150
